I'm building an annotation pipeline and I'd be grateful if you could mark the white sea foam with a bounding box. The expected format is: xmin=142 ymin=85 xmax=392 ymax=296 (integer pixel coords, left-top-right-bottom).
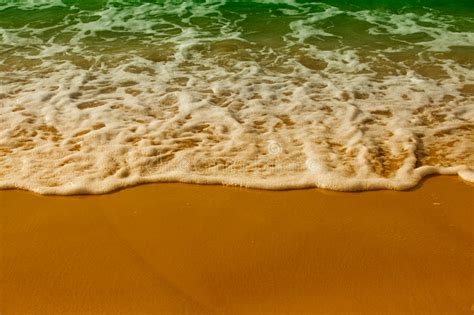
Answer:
xmin=0 ymin=1 xmax=473 ymax=194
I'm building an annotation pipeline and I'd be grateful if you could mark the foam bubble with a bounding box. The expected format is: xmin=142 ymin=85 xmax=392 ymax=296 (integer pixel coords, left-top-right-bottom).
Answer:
xmin=0 ymin=1 xmax=473 ymax=194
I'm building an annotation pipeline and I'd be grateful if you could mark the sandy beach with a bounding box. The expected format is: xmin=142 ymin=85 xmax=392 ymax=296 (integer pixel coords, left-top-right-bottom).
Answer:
xmin=1 ymin=1 xmax=473 ymax=314
xmin=0 ymin=176 xmax=472 ymax=315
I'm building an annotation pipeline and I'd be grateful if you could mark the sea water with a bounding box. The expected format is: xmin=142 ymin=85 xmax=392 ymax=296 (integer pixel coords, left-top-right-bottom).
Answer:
xmin=0 ymin=0 xmax=473 ymax=194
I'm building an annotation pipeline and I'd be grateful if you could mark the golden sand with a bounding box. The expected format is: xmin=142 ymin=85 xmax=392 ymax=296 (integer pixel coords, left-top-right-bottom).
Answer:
xmin=0 ymin=176 xmax=473 ymax=315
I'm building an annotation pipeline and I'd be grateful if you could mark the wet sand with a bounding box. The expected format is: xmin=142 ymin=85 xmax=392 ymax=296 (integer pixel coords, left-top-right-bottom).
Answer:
xmin=0 ymin=176 xmax=473 ymax=315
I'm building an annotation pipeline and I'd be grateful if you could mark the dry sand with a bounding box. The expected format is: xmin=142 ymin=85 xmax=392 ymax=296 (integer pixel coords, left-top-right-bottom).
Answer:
xmin=0 ymin=176 xmax=473 ymax=315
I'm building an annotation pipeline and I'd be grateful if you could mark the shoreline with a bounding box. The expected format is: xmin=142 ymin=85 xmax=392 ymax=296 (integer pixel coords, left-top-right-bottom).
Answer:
xmin=1 ymin=167 xmax=473 ymax=196
xmin=1 ymin=175 xmax=473 ymax=314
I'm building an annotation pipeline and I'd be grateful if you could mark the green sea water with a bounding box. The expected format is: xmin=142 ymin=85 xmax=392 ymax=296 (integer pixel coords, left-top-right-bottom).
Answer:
xmin=1 ymin=0 xmax=473 ymax=64
xmin=0 ymin=1 xmax=473 ymax=193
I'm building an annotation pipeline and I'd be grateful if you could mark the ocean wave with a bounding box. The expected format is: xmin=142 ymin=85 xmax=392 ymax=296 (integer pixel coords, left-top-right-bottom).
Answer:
xmin=0 ymin=0 xmax=473 ymax=194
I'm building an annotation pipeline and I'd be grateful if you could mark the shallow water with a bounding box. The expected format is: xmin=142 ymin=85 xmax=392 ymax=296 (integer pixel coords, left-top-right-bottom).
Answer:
xmin=0 ymin=0 xmax=473 ymax=194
